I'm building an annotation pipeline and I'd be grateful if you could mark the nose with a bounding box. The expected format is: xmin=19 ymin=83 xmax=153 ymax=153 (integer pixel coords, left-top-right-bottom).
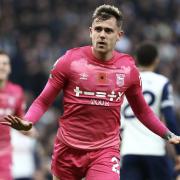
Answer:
xmin=99 ymin=30 xmax=106 ymax=39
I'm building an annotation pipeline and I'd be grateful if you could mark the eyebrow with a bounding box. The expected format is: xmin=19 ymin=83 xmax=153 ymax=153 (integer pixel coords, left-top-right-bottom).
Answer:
xmin=94 ymin=26 xmax=114 ymax=31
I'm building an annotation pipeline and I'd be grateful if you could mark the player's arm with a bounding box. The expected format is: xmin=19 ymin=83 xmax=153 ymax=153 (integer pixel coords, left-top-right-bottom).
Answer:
xmin=0 ymin=79 xmax=61 ymax=130
xmin=125 ymin=66 xmax=180 ymax=144
xmin=126 ymin=86 xmax=180 ymax=144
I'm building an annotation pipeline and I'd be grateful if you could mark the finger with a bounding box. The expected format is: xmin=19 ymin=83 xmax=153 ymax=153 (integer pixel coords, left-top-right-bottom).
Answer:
xmin=6 ymin=115 xmax=32 ymax=131
xmin=11 ymin=116 xmax=21 ymax=124
xmin=0 ymin=121 xmax=12 ymax=126
xmin=16 ymin=118 xmax=32 ymax=127
xmin=170 ymin=140 xmax=180 ymax=144
xmin=22 ymin=125 xmax=32 ymax=131
xmin=14 ymin=117 xmax=29 ymax=128
xmin=16 ymin=120 xmax=32 ymax=131
xmin=24 ymin=123 xmax=32 ymax=131
xmin=4 ymin=117 xmax=19 ymax=127
xmin=175 ymin=138 xmax=180 ymax=144
xmin=6 ymin=115 xmax=17 ymax=123
xmin=24 ymin=121 xmax=32 ymax=126
xmin=14 ymin=116 xmax=23 ymax=121
xmin=169 ymin=137 xmax=180 ymax=144
xmin=4 ymin=116 xmax=14 ymax=123
xmin=5 ymin=116 xmax=22 ymax=130
xmin=7 ymin=115 xmax=16 ymax=120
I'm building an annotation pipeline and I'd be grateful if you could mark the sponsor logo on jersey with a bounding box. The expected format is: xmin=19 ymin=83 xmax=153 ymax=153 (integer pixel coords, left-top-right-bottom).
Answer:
xmin=74 ymin=86 xmax=124 ymax=105
xmin=90 ymin=99 xmax=110 ymax=106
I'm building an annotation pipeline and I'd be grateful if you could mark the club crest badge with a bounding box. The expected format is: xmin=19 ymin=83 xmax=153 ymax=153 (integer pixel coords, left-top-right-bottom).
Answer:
xmin=116 ymin=73 xmax=125 ymax=87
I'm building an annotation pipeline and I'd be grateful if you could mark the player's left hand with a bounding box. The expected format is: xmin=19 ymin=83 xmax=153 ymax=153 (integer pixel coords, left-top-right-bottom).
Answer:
xmin=168 ymin=135 xmax=180 ymax=144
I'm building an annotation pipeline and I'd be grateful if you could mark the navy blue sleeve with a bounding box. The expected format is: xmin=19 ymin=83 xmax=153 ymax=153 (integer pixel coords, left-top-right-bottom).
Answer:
xmin=161 ymin=82 xmax=180 ymax=154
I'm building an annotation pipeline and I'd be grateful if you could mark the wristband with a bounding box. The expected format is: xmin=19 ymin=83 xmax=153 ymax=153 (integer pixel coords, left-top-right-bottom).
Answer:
xmin=163 ymin=131 xmax=175 ymax=140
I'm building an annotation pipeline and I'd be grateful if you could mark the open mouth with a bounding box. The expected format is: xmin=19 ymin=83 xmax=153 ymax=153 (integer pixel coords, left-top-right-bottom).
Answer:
xmin=97 ymin=42 xmax=107 ymax=48
xmin=98 ymin=42 xmax=106 ymax=45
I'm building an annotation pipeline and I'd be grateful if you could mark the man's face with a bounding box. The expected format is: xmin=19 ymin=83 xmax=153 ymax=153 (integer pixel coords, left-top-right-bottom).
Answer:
xmin=0 ymin=54 xmax=11 ymax=81
xmin=90 ymin=17 xmax=123 ymax=54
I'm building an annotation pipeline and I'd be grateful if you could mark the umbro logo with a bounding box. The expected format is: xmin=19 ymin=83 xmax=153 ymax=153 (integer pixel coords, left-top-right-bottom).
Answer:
xmin=79 ymin=73 xmax=88 ymax=80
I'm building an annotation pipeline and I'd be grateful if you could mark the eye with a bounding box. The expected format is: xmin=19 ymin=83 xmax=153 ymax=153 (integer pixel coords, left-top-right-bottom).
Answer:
xmin=94 ymin=27 xmax=102 ymax=32
xmin=104 ymin=28 xmax=113 ymax=33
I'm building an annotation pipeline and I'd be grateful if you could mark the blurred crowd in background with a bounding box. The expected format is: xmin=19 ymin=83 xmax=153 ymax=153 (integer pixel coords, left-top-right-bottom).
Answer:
xmin=0 ymin=0 xmax=180 ymax=179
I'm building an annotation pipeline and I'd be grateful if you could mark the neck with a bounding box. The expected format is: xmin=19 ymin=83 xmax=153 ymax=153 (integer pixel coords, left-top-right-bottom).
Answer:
xmin=139 ymin=65 xmax=155 ymax=72
xmin=92 ymin=48 xmax=113 ymax=61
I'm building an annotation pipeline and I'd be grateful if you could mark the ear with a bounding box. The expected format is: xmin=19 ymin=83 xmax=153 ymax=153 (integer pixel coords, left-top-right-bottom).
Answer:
xmin=117 ymin=30 xmax=124 ymax=41
xmin=154 ymin=58 xmax=160 ymax=67
xmin=89 ymin=27 xmax=92 ymax=38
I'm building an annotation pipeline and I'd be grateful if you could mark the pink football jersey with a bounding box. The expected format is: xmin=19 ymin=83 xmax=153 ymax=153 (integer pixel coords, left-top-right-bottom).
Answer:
xmin=0 ymin=81 xmax=25 ymax=179
xmin=49 ymin=46 xmax=140 ymax=149
xmin=25 ymin=46 xmax=168 ymax=150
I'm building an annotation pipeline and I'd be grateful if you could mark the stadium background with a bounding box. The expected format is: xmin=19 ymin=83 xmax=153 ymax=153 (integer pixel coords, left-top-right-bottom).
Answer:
xmin=0 ymin=0 xmax=180 ymax=179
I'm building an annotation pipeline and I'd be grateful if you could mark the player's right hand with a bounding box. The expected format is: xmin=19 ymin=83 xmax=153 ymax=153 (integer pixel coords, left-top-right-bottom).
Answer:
xmin=0 ymin=115 xmax=32 ymax=131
